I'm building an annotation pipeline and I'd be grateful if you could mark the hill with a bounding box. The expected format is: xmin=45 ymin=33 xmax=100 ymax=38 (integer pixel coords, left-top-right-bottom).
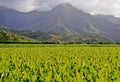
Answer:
xmin=15 ymin=30 xmax=114 ymax=43
xmin=0 ymin=26 xmax=34 ymax=42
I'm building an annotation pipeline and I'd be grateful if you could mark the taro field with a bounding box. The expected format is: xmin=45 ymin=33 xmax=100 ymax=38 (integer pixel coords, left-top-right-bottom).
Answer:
xmin=0 ymin=44 xmax=120 ymax=82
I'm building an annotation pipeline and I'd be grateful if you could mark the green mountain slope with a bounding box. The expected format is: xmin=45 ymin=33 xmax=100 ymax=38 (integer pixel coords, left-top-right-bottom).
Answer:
xmin=16 ymin=30 xmax=114 ymax=43
xmin=0 ymin=29 xmax=34 ymax=42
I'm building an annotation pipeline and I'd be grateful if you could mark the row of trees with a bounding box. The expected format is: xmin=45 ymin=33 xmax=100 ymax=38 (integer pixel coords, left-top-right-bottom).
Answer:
xmin=0 ymin=41 xmax=118 ymax=44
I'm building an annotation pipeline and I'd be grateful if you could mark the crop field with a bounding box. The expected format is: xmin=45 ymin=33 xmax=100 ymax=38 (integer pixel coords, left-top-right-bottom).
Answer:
xmin=0 ymin=44 xmax=120 ymax=82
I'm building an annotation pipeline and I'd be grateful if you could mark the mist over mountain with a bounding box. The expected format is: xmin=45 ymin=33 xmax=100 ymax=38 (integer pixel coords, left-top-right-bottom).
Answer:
xmin=0 ymin=3 xmax=120 ymax=42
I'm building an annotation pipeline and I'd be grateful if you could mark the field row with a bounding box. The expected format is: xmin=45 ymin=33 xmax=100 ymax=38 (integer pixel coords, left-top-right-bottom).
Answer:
xmin=0 ymin=46 xmax=120 ymax=82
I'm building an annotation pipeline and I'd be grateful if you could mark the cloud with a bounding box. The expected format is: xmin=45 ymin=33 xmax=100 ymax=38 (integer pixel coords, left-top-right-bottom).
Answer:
xmin=0 ymin=0 xmax=120 ymax=17
xmin=34 ymin=0 xmax=99 ymax=12
xmin=0 ymin=0 xmax=35 ymax=12
xmin=90 ymin=0 xmax=120 ymax=17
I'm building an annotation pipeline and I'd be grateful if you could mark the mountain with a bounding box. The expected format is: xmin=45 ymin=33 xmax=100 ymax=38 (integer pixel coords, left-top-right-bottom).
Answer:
xmin=0 ymin=26 xmax=34 ymax=42
xmin=0 ymin=3 xmax=120 ymax=42
xmin=94 ymin=15 xmax=120 ymax=42
xmin=94 ymin=15 xmax=120 ymax=25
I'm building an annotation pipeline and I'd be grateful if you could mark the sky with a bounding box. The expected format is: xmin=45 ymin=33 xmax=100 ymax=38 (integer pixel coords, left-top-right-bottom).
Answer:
xmin=0 ymin=0 xmax=120 ymax=17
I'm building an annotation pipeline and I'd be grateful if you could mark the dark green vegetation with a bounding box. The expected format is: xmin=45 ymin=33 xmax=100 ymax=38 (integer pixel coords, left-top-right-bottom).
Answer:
xmin=0 ymin=44 xmax=120 ymax=82
xmin=0 ymin=44 xmax=120 ymax=48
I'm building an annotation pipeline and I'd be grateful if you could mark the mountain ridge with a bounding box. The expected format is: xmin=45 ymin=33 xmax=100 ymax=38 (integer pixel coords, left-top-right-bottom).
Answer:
xmin=0 ymin=3 xmax=120 ymax=42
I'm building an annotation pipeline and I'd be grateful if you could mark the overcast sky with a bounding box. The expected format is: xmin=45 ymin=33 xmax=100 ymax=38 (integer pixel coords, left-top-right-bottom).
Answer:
xmin=0 ymin=0 xmax=120 ymax=17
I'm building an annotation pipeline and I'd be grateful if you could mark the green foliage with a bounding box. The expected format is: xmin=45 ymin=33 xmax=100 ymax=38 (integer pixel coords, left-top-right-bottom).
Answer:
xmin=0 ymin=29 xmax=34 ymax=42
xmin=0 ymin=44 xmax=120 ymax=82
